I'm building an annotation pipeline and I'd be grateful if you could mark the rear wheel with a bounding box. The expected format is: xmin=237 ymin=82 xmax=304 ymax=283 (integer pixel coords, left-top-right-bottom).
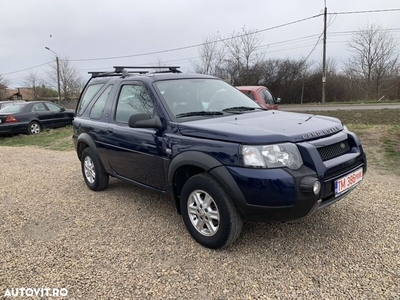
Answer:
xmin=81 ymin=148 xmax=109 ymax=191
xmin=28 ymin=121 xmax=41 ymax=135
xmin=180 ymin=173 xmax=243 ymax=249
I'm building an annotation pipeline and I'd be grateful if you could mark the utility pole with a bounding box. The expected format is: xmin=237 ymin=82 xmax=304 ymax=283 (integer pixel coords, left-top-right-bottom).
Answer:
xmin=55 ymin=56 xmax=61 ymax=105
xmin=45 ymin=47 xmax=61 ymax=105
xmin=321 ymin=5 xmax=327 ymax=103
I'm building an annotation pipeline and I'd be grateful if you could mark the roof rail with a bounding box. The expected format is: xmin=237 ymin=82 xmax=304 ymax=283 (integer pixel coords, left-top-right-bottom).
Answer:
xmin=113 ymin=66 xmax=181 ymax=74
xmin=88 ymin=66 xmax=181 ymax=78
xmin=89 ymin=70 xmax=148 ymax=79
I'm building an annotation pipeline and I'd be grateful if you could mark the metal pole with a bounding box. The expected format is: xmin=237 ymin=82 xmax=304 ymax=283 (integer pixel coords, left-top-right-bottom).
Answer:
xmin=56 ymin=56 xmax=61 ymax=105
xmin=322 ymin=6 xmax=327 ymax=103
xmin=45 ymin=47 xmax=61 ymax=105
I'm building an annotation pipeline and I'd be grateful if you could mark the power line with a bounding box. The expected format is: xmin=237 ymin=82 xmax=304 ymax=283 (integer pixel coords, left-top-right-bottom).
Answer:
xmin=69 ymin=13 xmax=323 ymax=62
xmin=3 ymin=8 xmax=400 ymax=77
xmin=329 ymin=28 xmax=400 ymax=36
xmin=69 ymin=9 xmax=400 ymax=63
xmin=330 ymin=8 xmax=400 ymax=15
xmin=1 ymin=61 xmax=54 ymax=76
xmin=303 ymin=33 xmax=324 ymax=63
xmin=262 ymin=42 xmax=322 ymax=55
xmin=258 ymin=33 xmax=321 ymax=49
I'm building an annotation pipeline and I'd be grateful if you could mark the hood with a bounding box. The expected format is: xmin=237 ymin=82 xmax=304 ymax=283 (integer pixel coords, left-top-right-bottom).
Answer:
xmin=177 ymin=110 xmax=343 ymax=144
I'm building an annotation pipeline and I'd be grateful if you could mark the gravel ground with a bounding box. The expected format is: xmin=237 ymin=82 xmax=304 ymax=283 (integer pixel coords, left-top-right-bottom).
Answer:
xmin=0 ymin=146 xmax=399 ymax=299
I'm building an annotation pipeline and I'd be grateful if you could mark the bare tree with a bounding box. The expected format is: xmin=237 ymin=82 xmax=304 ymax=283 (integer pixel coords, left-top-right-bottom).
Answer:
xmin=0 ymin=74 xmax=10 ymax=100
xmin=193 ymin=28 xmax=263 ymax=84
xmin=23 ymin=72 xmax=42 ymax=100
xmin=345 ymin=23 xmax=399 ymax=100
xmin=150 ymin=58 xmax=170 ymax=71
xmin=192 ymin=34 xmax=225 ymax=76
xmin=256 ymin=58 xmax=310 ymax=103
xmin=47 ymin=57 xmax=84 ymax=101
xmin=221 ymin=27 xmax=264 ymax=85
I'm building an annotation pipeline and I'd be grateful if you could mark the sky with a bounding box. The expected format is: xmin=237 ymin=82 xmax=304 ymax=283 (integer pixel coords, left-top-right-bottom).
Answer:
xmin=1 ymin=0 xmax=399 ymax=88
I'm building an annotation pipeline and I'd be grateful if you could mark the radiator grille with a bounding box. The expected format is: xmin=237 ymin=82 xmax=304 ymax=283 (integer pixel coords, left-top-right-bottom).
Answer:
xmin=317 ymin=140 xmax=350 ymax=161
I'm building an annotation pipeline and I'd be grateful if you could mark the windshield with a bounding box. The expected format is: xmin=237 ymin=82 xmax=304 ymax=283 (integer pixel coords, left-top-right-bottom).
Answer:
xmin=0 ymin=104 xmax=26 ymax=113
xmin=154 ymin=79 xmax=260 ymax=118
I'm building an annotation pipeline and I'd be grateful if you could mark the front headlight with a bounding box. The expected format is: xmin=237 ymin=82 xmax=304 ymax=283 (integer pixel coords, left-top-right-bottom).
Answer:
xmin=241 ymin=143 xmax=303 ymax=170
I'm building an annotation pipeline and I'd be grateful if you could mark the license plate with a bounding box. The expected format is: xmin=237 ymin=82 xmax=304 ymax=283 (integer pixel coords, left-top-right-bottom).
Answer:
xmin=334 ymin=168 xmax=363 ymax=197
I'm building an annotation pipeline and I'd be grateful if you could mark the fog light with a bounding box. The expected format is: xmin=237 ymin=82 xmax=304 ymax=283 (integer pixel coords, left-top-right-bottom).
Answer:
xmin=300 ymin=177 xmax=321 ymax=196
xmin=313 ymin=181 xmax=321 ymax=195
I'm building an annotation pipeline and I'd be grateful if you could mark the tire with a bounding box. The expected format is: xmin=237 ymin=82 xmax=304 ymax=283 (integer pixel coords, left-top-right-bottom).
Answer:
xmin=81 ymin=148 xmax=109 ymax=191
xmin=180 ymin=173 xmax=243 ymax=249
xmin=28 ymin=121 xmax=41 ymax=135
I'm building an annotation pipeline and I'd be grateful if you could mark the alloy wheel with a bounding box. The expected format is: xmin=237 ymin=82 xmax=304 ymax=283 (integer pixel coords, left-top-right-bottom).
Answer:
xmin=187 ymin=189 xmax=220 ymax=236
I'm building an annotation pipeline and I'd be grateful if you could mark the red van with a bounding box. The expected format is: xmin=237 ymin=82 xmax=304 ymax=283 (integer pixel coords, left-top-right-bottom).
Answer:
xmin=236 ymin=86 xmax=281 ymax=110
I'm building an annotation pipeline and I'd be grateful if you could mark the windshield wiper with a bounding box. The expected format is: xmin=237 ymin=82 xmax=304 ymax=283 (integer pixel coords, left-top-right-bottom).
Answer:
xmin=175 ymin=111 xmax=224 ymax=118
xmin=222 ymin=106 xmax=266 ymax=113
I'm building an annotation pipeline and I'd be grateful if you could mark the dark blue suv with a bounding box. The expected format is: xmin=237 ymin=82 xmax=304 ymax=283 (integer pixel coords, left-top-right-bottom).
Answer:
xmin=73 ymin=66 xmax=367 ymax=249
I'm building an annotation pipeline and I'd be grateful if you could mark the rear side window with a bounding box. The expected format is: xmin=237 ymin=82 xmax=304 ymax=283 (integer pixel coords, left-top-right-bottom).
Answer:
xmin=77 ymin=84 xmax=104 ymax=116
xmin=90 ymin=85 xmax=113 ymax=119
xmin=32 ymin=103 xmax=47 ymax=112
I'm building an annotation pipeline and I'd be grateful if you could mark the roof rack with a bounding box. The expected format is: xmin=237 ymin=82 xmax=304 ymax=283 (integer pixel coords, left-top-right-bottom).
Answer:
xmin=88 ymin=66 xmax=181 ymax=78
xmin=114 ymin=66 xmax=181 ymax=73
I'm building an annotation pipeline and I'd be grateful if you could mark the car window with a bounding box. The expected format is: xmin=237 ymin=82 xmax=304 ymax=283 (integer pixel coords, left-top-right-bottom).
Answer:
xmin=246 ymin=91 xmax=255 ymax=100
xmin=1 ymin=102 xmax=16 ymax=108
xmin=0 ymin=104 xmax=25 ymax=113
xmin=32 ymin=103 xmax=47 ymax=112
xmin=45 ymin=102 xmax=62 ymax=112
xmin=90 ymin=85 xmax=113 ymax=120
xmin=260 ymin=89 xmax=274 ymax=105
xmin=77 ymin=83 xmax=104 ymax=116
xmin=115 ymin=84 xmax=153 ymax=123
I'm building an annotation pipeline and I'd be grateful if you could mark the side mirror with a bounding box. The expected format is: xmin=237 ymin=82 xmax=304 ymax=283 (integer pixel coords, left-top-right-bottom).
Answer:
xmin=128 ymin=113 xmax=162 ymax=129
xmin=60 ymin=107 xmax=66 ymax=112
xmin=276 ymin=98 xmax=282 ymax=103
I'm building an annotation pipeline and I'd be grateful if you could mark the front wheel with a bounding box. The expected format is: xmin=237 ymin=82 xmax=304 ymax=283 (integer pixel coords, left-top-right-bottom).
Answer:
xmin=180 ymin=173 xmax=243 ymax=249
xmin=81 ymin=148 xmax=109 ymax=191
xmin=28 ymin=121 xmax=41 ymax=135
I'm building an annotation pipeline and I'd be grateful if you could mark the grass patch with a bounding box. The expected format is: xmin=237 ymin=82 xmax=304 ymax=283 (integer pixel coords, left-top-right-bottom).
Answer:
xmin=285 ymin=99 xmax=400 ymax=105
xmin=296 ymin=109 xmax=400 ymax=126
xmin=0 ymin=126 xmax=74 ymax=151
xmin=339 ymin=99 xmax=400 ymax=104
xmin=382 ymin=126 xmax=400 ymax=175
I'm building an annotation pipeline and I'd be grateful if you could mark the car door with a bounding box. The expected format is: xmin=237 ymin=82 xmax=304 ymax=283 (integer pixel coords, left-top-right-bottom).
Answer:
xmin=104 ymin=81 xmax=166 ymax=190
xmin=31 ymin=102 xmax=53 ymax=127
xmin=43 ymin=102 xmax=69 ymax=127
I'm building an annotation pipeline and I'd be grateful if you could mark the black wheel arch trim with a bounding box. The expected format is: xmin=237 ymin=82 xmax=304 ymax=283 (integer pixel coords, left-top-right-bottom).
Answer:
xmin=167 ymin=151 xmax=246 ymax=216
xmin=76 ymin=133 xmax=97 ymax=159
xmin=167 ymin=151 xmax=222 ymax=184
xmin=209 ymin=166 xmax=247 ymax=218
xmin=76 ymin=132 xmax=109 ymax=175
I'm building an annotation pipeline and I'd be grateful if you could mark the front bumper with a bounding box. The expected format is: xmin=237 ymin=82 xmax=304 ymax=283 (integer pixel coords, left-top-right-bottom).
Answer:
xmin=210 ymin=155 xmax=366 ymax=223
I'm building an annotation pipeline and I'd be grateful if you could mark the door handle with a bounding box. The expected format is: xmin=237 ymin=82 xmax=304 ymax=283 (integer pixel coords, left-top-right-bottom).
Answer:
xmin=106 ymin=128 xmax=114 ymax=134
